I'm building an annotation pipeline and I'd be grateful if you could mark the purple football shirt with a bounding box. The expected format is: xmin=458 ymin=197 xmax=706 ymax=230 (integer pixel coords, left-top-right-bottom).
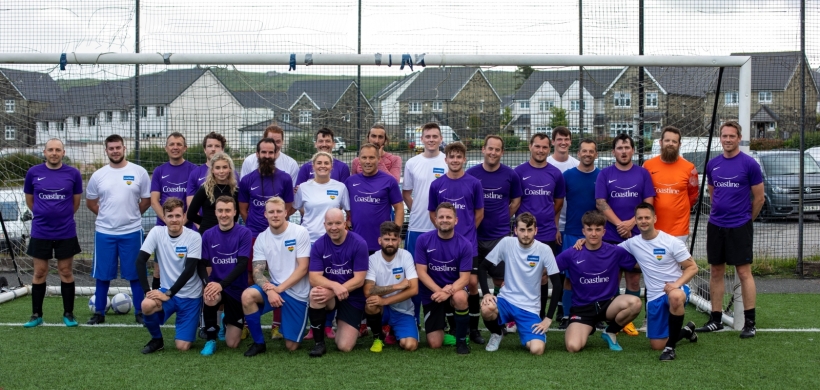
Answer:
xmin=466 ymin=163 xmax=522 ymax=241
xmin=345 ymin=171 xmax=403 ymax=251
xmin=555 ymin=243 xmax=637 ymax=307
xmin=514 ymin=162 xmax=566 ymax=242
xmin=706 ymin=152 xmax=763 ymax=228
xmin=24 ymin=164 xmax=83 ymax=240
xmin=427 ymin=174 xmax=484 ymax=256
xmin=200 ymin=224 xmax=253 ymax=301
xmin=150 ymin=160 xmax=197 ymax=226
xmin=295 ymin=159 xmax=350 ymax=186
xmin=413 ymin=230 xmax=473 ymax=305
xmin=238 ymin=170 xmax=294 ymax=235
xmin=309 ymin=231 xmax=369 ymax=310
xmin=594 ymin=164 xmax=656 ymax=243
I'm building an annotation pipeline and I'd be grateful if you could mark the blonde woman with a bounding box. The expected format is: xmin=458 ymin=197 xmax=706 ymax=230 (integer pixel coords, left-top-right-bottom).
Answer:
xmin=187 ymin=152 xmax=239 ymax=233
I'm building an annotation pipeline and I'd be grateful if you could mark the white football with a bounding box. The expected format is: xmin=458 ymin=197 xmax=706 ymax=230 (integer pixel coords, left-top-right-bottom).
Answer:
xmin=111 ymin=293 xmax=133 ymax=315
xmin=88 ymin=295 xmax=111 ymax=314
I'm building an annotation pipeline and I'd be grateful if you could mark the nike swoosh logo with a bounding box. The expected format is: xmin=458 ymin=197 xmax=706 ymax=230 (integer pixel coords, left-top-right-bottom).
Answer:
xmin=37 ymin=177 xmax=46 ymax=181
xmin=651 ymin=171 xmax=659 ymax=174
xmin=352 ymin=183 xmax=361 ymax=186
xmin=576 ymin=260 xmax=585 ymax=264
xmin=523 ymin=176 xmax=531 ymax=180
xmin=427 ymin=249 xmax=436 ymax=253
xmin=608 ymin=180 xmax=616 ymax=184
xmin=438 ymin=189 xmax=447 ymax=194
xmin=211 ymin=244 xmax=219 ymax=248
xmin=199 ymin=177 xmax=206 ymax=181
xmin=323 ymin=254 xmax=332 ymax=259
xmin=162 ymin=175 xmax=170 ymax=179
xmin=251 ymin=186 xmax=260 ymax=191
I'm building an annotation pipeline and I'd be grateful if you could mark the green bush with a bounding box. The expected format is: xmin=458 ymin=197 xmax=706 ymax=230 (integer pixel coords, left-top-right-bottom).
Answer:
xmin=750 ymin=138 xmax=786 ymax=151
xmin=500 ymin=135 xmax=522 ymax=150
xmin=784 ymin=132 xmax=820 ymax=149
xmin=288 ymin=134 xmax=316 ymax=163
xmin=0 ymin=153 xmax=46 ymax=181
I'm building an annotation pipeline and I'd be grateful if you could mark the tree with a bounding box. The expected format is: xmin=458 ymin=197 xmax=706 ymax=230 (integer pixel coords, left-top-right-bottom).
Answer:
xmin=500 ymin=106 xmax=513 ymax=128
xmin=515 ymin=66 xmax=535 ymax=89
xmin=549 ymin=106 xmax=568 ymax=128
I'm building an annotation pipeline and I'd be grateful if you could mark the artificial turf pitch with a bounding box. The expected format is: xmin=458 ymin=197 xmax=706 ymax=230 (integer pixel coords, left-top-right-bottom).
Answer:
xmin=0 ymin=293 xmax=818 ymax=389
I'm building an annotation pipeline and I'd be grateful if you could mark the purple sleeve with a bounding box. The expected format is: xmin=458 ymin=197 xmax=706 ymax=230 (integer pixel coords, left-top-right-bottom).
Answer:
xmin=641 ymin=168 xmax=656 ymax=198
xmin=594 ymin=169 xmax=608 ymax=199
xmin=458 ymin=241 xmax=472 ymax=272
xmin=706 ymin=159 xmax=715 ymax=186
xmin=23 ymin=170 xmax=34 ymax=194
xmin=295 ymin=164 xmax=310 ymax=186
xmin=352 ymin=238 xmax=369 ymax=272
xmin=510 ymin=170 xmax=523 ymax=199
xmin=150 ymin=166 xmax=161 ymax=192
xmin=748 ymin=158 xmax=763 ymax=186
xmin=239 ymin=229 xmax=253 ymax=258
xmin=186 ymin=169 xmax=199 ymax=197
xmin=413 ymin=235 xmax=427 ymax=265
xmin=427 ymin=180 xmax=439 ymax=212
xmin=309 ymin=240 xmax=324 ymax=272
xmin=281 ymin=174 xmax=294 ymax=203
xmin=554 ymin=169 xmax=566 ymax=199
xmin=473 ymin=179 xmax=484 ymax=209
xmin=554 ymin=251 xmax=569 ymax=272
xmin=237 ymin=175 xmax=250 ymax=203
xmin=617 ymin=247 xmax=638 ymax=271
xmin=387 ymin=177 xmax=402 ymax=205
xmin=73 ymin=169 xmax=83 ymax=194
xmin=337 ymin=161 xmax=350 ymax=183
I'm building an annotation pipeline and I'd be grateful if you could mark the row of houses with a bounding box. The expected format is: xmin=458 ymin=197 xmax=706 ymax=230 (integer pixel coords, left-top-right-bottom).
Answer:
xmin=0 ymin=51 xmax=818 ymax=152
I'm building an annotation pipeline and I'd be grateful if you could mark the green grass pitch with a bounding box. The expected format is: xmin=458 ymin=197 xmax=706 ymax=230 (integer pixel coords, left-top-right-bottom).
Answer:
xmin=0 ymin=294 xmax=818 ymax=389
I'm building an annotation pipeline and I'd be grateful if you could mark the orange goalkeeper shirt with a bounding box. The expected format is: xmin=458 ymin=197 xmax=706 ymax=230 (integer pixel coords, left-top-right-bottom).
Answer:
xmin=643 ymin=156 xmax=699 ymax=236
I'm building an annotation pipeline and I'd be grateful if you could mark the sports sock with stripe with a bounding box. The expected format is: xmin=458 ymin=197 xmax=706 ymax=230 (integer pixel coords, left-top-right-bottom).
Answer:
xmin=455 ymin=309 xmax=470 ymax=343
xmin=309 ymin=307 xmax=326 ymax=343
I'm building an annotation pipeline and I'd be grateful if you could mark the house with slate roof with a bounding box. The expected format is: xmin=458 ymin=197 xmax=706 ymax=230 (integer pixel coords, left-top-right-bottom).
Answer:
xmin=396 ymin=67 xmax=501 ymax=141
xmin=0 ymin=68 xmax=62 ymax=147
xmin=286 ymin=79 xmax=374 ymax=142
xmin=370 ymin=73 xmax=420 ymax=130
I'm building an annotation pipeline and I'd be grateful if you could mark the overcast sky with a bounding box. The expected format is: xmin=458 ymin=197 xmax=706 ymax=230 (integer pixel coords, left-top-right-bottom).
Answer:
xmin=0 ymin=0 xmax=817 ymax=78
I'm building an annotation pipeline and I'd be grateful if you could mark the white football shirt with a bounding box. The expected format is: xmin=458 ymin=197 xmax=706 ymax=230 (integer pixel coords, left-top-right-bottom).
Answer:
xmin=486 ymin=236 xmax=559 ymax=314
xmin=240 ymin=152 xmax=300 ymax=187
xmin=140 ymin=226 xmax=203 ymax=299
xmin=365 ymin=248 xmax=418 ymax=316
xmin=253 ymin=222 xmax=312 ymax=301
xmin=403 ymin=152 xmax=447 ymax=232
xmin=547 ymin=155 xmax=580 ymax=232
xmin=86 ymin=162 xmax=151 ymax=235
xmin=619 ymin=231 xmax=691 ymax=302
xmin=293 ymin=179 xmax=350 ymax=243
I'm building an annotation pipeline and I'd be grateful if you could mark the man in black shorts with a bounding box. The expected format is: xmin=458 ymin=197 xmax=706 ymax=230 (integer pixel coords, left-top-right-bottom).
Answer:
xmin=22 ymin=138 xmax=84 ymax=327
xmin=698 ymin=121 xmax=764 ymax=338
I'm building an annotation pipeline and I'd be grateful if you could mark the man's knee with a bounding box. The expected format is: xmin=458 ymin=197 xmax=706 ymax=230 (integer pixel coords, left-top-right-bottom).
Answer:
xmin=735 ymin=264 xmax=753 ymax=279
xmin=565 ymin=340 xmax=584 ymax=353
xmin=480 ymin=303 xmax=497 ymax=320
xmin=175 ymin=340 xmax=192 ymax=351
xmin=528 ymin=340 xmax=545 ymax=355
xmin=668 ymin=290 xmax=686 ymax=309
xmin=241 ymin=289 xmax=261 ymax=312
xmin=141 ymin=299 xmax=158 ymax=314
xmin=649 ymin=339 xmax=667 ymax=351
xmin=452 ymin=291 xmax=468 ymax=309
xmin=364 ymin=305 xmax=381 ymax=315
xmin=400 ymin=338 xmax=418 ymax=351
xmin=285 ymin=341 xmax=300 ymax=351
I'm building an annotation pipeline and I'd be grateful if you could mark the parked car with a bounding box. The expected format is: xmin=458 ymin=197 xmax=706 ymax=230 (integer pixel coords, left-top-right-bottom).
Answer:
xmin=0 ymin=188 xmax=32 ymax=255
xmin=333 ymin=137 xmax=346 ymax=155
xmin=750 ymin=150 xmax=820 ymax=219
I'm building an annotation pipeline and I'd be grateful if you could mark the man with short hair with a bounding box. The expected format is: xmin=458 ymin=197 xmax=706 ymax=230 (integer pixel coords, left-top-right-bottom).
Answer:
xmin=150 ymin=132 xmax=198 ymax=290
xmin=86 ymin=134 xmax=151 ymax=325
xmin=199 ymin=196 xmax=253 ymax=355
xmin=415 ymin=203 xmax=473 ymax=354
xmin=306 ymin=208 xmax=369 ymax=357
xmin=240 ymin=125 xmax=300 ymax=185
xmin=363 ymin=221 xmax=419 ymax=352
xmin=697 ymin=121 xmax=763 ymax=339
xmin=428 ymin=141 xmax=485 ymax=345
xmin=403 ymin=122 xmax=447 ymax=326
xmin=595 ymin=133 xmax=655 ymax=334
xmin=186 ymin=132 xmax=229 ymax=206
xmin=350 ymin=124 xmax=402 ymax=181
xmin=558 ymin=139 xmax=600 ymax=329
xmin=241 ymin=197 xmax=311 ymax=356
xmin=480 ymin=212 xmax=561 ymax=355
xmin=619 ymin=203 xmax=699 ymax=361
xmin=643 ymin=126 xmax=699 ymax=243
xmin=547 ymin=127 xmax=580 ymax=246
xmin=136 ymin=198 xmax=207 ymax=354
xmin=345 ymin=143 xmax=404 ymax=254
xmin=295 ymin=128 xmax=350 ymax=186
xmin=514 ymin=133 xmax=565 ymax=320
xmin=22 ymin=138 xmax=83 ymax=328
xmin=556 ymin=211 xmax=642 ymax=353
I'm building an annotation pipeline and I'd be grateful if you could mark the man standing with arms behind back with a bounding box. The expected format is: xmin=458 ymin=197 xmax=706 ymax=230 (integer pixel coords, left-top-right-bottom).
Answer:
xmin=350 ymin=124 xmax=402 ymax=181
xmin=697 ymin=121 xmax=763 ymax=339
xmin=86 ymin=134 xmax=151 ymax=325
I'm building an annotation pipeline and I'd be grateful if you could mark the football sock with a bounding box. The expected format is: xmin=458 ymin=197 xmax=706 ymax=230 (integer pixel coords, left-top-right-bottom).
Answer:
xmin=202 ymin=304 xmax=220 ymax=341
xmin=625 ymin=288 xmax=641 ymax=298
xmin=273 ymin=308 xmax=282 ymax=327
xmin=309 ymin=308 xmax=326 ymax=343
xmin=666 ymin=314 xmax=685 ymax=349
xmin=484 ymin=317 xmax=503 ymax=335
xmin=539 ymin=283 xmax=549 ymax=318
xmin=468 ymin=293 xmax=480 ymax=331
xmin=144 ymin=312 xmax=163 ymax=339
xmin=605 ymin=320 xmax=621 ymax=335
xmin=31 ymin=282 xmax=46 ymax=317
xmin=246 ymin=310 xmax=265 ymax=344
xmin=129 ymin=279 xmax=145 ymax=314
xmin=366 ymin=312 xmax=384 ymax=340
xmin=710 ymin=311 xmax=722 ymax=323
xmin=562 ymin=289 xmax=573 ymax=317
xmin=94 ymin=280 xmax=110 ymax=314
xmin=151 ymin=277 xmax=161 ymax=290
xmin=61 ymin=281 xmax=75 ymax=314
xmin=325 ymin=309 xmax=336 ymax=328
xmin=411 ymin=295 xmax=421 ymax=326
xmin=455 ymin=310 xmax=470 ymax=343
xmin=445 ymin=306 xmax=456 ymax=335
xmin=493 ymin=286 xmax=500 ymax=296
xmin=744 ymin=308 xmax=756 ymax=323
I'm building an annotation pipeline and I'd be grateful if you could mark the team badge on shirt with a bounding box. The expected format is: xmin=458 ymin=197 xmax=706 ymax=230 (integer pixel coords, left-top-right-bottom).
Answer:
xmin=123 ymin=175 xmax=134 ymax=185
xmin=285 ymin=239 xmax=296 ymax=252
xmin=527 ymin=255 xmax=539 ymax=268
xmin=175 ymin=246 xmax=188 ymax=259
xmin=433 ymin=167 xmax=445 ymax=178
xmin=392 ymin=267 xmax=403 ymax=280
xmin=653 ymin=248 xmax=665 ymax=261
xmin=327 ymin=190 xmax=338 ymax=200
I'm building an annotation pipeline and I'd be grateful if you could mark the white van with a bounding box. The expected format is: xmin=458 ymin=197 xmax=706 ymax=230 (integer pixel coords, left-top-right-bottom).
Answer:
xmin=407 ymin=125 xmax=461 ymax=152
xmin=0 ymin=188 xmax=32 ymax=255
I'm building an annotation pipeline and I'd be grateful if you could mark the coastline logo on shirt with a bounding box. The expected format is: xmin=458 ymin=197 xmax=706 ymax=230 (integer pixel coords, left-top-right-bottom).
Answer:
xmin=162 ymin=181 xmax=187 ymax=193
xmin=39 ymin=188 xmax=66 ymax=200
xmin=579 ymin=269 xmax=610 ymax=284
xmin=443 ymin=196 xmax=466 ymax=210
xmin=325 ymin=257 xmax=352 ymax=275
xmin=429 ymin=257 xmax=458 ymax=272
xmin=610 ymin=184 xmax=639 ymax=198
xmin=653 ymin=248 xmax=666 ymax=261
xmin=523 ymin=183 xmax=552 ymax=196
xmin=392 ymin=267 xmax=403 ymax=280
xmin=433 ymin=167 xmax=445 ymax=178
xmin=526 ymin=255 xmax=539 ymax=268
xmin=354 ymin=191 xmax=381 ymax=204
xmin=212 ymin=250 xmax=238 ymax=265
xmin=655 ymin=182 xmax=681 ymax=194
xmin=713 ymin=174 xmax=740 ymax=188
xmin=175 ymin=246 xmax=188 ymax=259
xmin=284 ymin=239 xmax=296 ymax=252
xmin=327 ymin=190 xmax=338 ymax=200
xmin=484 ymin=187 xmax=504 ymax=200
xmin=123 ymin=175 xmax=135 ymax=185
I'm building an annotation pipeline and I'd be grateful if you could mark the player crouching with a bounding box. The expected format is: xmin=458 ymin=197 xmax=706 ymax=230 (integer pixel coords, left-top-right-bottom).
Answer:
xmin=363 ymin=222 xmax=419 ymax=352
xmin=136 ymin=198 xmax=207 ymax=354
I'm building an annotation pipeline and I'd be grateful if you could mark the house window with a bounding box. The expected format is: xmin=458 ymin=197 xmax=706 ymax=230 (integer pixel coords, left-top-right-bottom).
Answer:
xmin=519 ymin=101 xmax=530 ymax=109
xmin=105 ymin=111 xmax=113 ymax=123
xmin=645 ymin=92 xmax=658 ymax=108
xmin=614 ymin=92 xmax=631 ymax=108
xmin=38 ymin=122 xmax=48 ymax=132
xmin=479 ymin=101 xmax=484 ymax=113
xmin=408 ymin=102 xmax=422 ymax=113
xmin=609 ymin=122 xmax=632 ymax=137
xmin=535 ymin=126 xmax=552 ymax=136
xmin=570 ymin=100 xmax=587 ymax=111
xmin=120 ymin=111 xmax=129 ymax=121
xmin=759 ymin=91 xmax=772 ymax=104
xmin=4 ymin=99 xmax=14 ymax=113
xmin=344 ymin=113 xmax=351 ymax=122
xmin=282 ymin=113 xmax=290 ymax=122
xmin=156 ymin=106 xmax=165 ymax=117
xmin=88 ymin=115 xmax=97 ymax=126
xmin=432 ymin=101 xmax=443 ymax=111
xmin=539 ymin=100 xmax=555 ymax=112
xmin=299 ymin=110 xmax=312 ymax=124
xmin=73 ymin=117 xmax=81 ymax=127
xmin=725 ymin=92 xmax=739 ymax=106
xmin=140 ymin=106 xmax=148 ymax=118
xmin=4 ymin=126 xmax=15 ymax=140
xmin=55 ymin=122 xmax=65 ymax=131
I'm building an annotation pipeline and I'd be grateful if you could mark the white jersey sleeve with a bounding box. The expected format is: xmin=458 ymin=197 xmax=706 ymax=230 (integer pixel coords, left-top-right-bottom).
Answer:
xmin=240 ymin=153 xmax=257 ymax=180
xmin=86 ymin=173 xmax=100 ymax=200
xmin=253 ymin=231 xmax=267 ymax=262
xmin=293 ymin=186 xmax=304 ymax=209
xmin=186 ymin=230 xmax=202 ymax=259
xmin=340 ymin=185 xmax=350 ymax=211
xmin=295 ymin=225 xmax=311 ymax=258
xmin=138 ymin=167 xmax=151 ymax=199
xmin=668 ymin=233 xmax=691 ymax=263
xmin=400 ymin=250 xmax=418 ymax=279
xmin=540 ymin=243 xmax=560 ymax=275
xmin=140 ymin=227 xmax=160 ymax=254
xmin=485 ymin=237 xmax=508 ymax=266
